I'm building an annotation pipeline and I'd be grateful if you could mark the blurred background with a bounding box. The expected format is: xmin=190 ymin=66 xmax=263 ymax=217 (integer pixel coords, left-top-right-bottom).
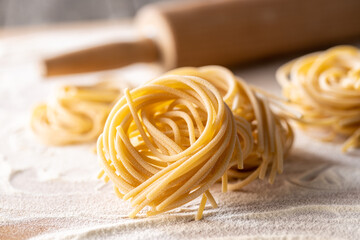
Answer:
xmin=0 ymin=0 xmax=176 ymax=28
xmin=2 ymin=0 xmax=360 ymax=78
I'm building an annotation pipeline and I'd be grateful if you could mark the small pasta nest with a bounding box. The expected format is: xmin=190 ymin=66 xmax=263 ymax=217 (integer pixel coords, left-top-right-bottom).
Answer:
xmin=277 ymin=45 xmax=360 ymax=152
xmin=97 ymin=66 xmax=293 ymax=220
xmin=31 ymin=80 xmax=128 ymax=145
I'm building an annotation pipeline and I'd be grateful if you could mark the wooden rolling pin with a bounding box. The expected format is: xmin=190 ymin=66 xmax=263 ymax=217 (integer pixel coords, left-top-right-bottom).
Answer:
xmin=44 ymin=0 xmax=360 ymax=76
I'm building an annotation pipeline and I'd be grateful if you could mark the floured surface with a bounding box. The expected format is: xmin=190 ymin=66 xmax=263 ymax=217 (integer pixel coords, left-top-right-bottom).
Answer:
xmin=0 ymin=24 xmax=359 ymax=240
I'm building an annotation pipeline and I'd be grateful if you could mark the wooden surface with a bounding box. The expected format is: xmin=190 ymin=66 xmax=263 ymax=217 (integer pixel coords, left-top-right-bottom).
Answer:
xmin=44 ymin=38 xmax=158 ymax=76
xmin=138 ymin=0 xmax=360 ymax=68
xmin=42 ymin=0 xmax=360 ymax=76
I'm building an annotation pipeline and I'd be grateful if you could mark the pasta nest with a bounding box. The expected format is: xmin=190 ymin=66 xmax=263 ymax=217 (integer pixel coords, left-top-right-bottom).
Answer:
xmin=97 ymin=66 xmax=293 ymax=219
xmin=97 ymin=73 xmax=250 ymax=220
xmin=167 ymin=66 xmax=294 ymax=190
xmin=277 ymin=46 xmax=360 ymax=152
xmin=31 ymin=80 xmax=127 ymax=145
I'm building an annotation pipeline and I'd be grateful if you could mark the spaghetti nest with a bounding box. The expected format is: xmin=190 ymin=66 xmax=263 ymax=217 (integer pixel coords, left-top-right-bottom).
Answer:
xmin=167 ymin=66 xmax=294 ymax=190
xmin=277 ymin=46 xmax=360 ymax=152
xmin=97 ymin=74 xmax=249 ymax=220
xmin=31 ymin=80 xmax=128 ymax=145
xmin=97 ymin=66 xmax=293 ymax=219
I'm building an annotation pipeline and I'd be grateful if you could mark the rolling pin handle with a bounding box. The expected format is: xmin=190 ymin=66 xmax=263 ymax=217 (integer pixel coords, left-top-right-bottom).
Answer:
xmin=44 ymin=38 xmax=159 ymax=77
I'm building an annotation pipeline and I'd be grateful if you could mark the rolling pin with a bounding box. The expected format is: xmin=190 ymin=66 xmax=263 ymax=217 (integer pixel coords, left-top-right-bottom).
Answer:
xmin=44 ymin=0 xmax=360 ymax=76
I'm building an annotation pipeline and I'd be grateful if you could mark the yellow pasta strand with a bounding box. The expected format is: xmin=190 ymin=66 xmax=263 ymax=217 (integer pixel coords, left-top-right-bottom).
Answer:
xmin=196 ymin=194 xmax=207 ymax=221
xmin=97 ymin=73 xmax=248 ymax=220
xmin=277 ymin=45 xmax=360 ymax=152
xmin=31 ymin=80 xmax=129 ymax=145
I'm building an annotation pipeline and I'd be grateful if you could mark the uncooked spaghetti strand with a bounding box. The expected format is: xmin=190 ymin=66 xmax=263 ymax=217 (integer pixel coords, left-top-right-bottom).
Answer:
xmin=196 ymin=194 xmax=207 ymax=221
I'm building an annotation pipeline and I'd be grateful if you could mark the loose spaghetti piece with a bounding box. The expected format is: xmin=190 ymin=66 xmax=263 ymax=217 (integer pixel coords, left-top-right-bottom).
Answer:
xmin=277 ymin=46 xmax=360 ymax=152
xmin=97 ymin=74 xmax=249 ymax=220
xmin=31 ymin=80 xmax=128 ymax=145
xmin=167 ymin=66 xmax=294 ymax=190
